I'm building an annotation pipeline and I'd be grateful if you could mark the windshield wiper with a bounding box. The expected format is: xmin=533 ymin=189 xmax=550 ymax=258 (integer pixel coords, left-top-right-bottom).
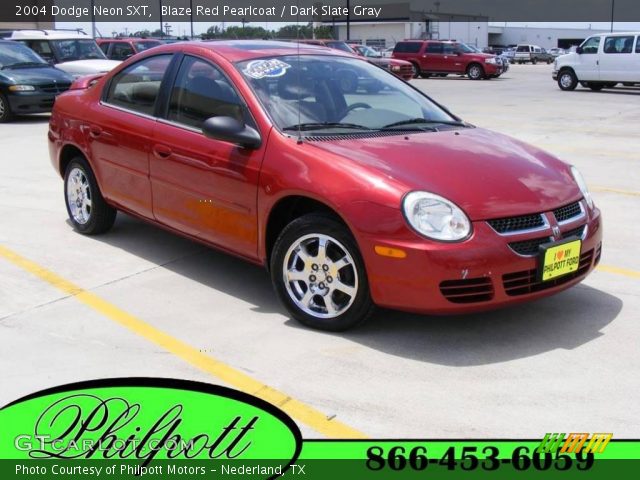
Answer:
xmin=1 ymin=62 xmax=46 ymax=69
xmin=381 ymin=118 xmax=468 ymax=130
xmin=282 ymin=122 xmax=373 ymax=132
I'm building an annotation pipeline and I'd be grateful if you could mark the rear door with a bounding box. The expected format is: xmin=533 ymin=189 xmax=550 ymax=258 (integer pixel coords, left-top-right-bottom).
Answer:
xmin=88 ymin=54 xmax=174 ymax=218
xmin=422 ymin=42 xmax=443 ymax=72
xmin=599 ymin=35 xmax=635 ymax=81
xmin=150 ymin=54 xmax=264 ymax=257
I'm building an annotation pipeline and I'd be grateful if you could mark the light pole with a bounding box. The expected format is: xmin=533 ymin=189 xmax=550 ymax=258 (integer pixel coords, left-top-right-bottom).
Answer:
xmin=190 ymin=0 xmax=194 ymax=39
xmin=159 ymin=0 xmax=163 ymax=37
xmin=610 ymin=0 xmax=615 ymax=32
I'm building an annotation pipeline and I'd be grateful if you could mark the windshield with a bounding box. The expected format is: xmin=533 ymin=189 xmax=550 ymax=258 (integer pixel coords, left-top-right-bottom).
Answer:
xmin=133 ymin=40 xmax=162 ymax=52
xmin=458 ymin=43 xmax=476 ymax=53
xmin=325 ymin=41 xmax=355 ymax=54
xmin=237 ymin=55 xmax=459 ymax=135
xmin=360 ymin=46 xmax=381 ymax=57
xmin=0 ymin=42 xmax=47 ymax=68
xmin=51 ymin=39 xmax=107 ymax=62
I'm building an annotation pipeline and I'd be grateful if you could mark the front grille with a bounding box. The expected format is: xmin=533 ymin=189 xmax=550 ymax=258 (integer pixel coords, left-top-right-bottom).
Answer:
xmin=488 ymin=213 xmax=545 ymax=234
xmin=562 ymin=224 xmax=586 ymax=239
xmin=509 ymin=237 xmax=552 ymax=256
xmin=553 ymin=201 xmax=582 ymax=223
xmin=503 ymin=249 xmax=594 ymax=296
xmin=440 ymin=277 xmax=494 ymax=303
xmin=39 ymin=83 xmax=71 ymax=94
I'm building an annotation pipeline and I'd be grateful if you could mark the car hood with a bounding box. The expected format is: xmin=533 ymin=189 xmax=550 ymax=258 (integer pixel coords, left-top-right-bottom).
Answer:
xmin=306 ymin=127 xmax=581 ymax=220
xmin=0 ymin=65 xmax=73 ymax=84
xmin=371 ymin=57 xmax=412 ymax=66
xmin=55 ymin=59 xmax=121 ymax=75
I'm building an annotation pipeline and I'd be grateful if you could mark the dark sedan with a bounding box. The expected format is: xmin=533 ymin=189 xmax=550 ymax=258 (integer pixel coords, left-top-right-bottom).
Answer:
xmin=0 ymin=40 xmax=73 ymax=122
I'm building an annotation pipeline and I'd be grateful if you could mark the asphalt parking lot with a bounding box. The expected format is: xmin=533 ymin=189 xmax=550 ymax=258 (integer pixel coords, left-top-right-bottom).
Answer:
xmin=1 ymin=64 xmax=638 ymax=439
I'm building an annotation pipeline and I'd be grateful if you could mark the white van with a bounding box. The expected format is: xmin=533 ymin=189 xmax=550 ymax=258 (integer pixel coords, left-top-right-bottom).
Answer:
xmin=9 ymin=30 xmax=121 ymax=78
xmin=553 ymin=32 xmax=640 ymax=90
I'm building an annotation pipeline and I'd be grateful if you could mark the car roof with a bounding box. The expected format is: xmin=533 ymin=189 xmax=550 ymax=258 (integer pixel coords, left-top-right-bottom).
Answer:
xmin=98 ymin=38 xmax=161 ymax=42
xmin=10 ymin=30 xmax=90 ymax=40
xmin=156 ymin=40 xmax=353 ymax=62
xmin=588 ymin=31 xmax=639 ymax=37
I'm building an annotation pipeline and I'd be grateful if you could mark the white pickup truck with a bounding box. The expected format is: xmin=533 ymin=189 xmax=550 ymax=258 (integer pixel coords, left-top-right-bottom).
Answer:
xmin=9 ymin=30 xmax=120 ymax=78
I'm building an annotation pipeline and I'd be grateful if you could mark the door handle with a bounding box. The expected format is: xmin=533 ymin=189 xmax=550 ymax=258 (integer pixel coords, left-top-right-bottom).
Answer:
xmin=88 ymin=126 xmax=102 ymax=138
xmin=153 ymin=145 xmax=173 ymax=158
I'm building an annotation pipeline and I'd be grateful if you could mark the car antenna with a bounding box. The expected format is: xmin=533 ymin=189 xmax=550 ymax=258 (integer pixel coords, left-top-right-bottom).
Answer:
xmin=296 ymin=2 xmax=303 ymax=144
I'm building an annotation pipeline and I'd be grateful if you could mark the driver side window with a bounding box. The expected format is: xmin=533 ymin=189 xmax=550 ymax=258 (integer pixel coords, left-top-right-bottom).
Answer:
xmin=581 ymin=37 xmax=601 ymax=54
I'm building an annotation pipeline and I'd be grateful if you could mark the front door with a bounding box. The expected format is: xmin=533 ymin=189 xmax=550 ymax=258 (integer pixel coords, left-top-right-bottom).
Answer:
xmin=574 ymin=36 xmax=601 ymax=81
xmin=150 ymin=55 xmax=265 ymax=258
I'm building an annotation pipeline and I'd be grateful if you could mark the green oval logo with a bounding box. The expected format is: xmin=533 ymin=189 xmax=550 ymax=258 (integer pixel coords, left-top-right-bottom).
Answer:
xmin=0 ymin=379 xmax=301 ymax=478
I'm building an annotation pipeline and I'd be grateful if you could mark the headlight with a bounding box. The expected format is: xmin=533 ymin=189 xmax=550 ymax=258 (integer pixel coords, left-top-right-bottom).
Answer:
xmin=403 ymin=191 xmax=472 ymax=241
xmin=485 ymin=57 xmax=497 ymax=65
xmin=390 ymin=65 xmax=401 ymax=71
xmin=570 ymin=166 xmax=594 ymax=210
xmin=8 ymin=85 xmax=35 ymax=92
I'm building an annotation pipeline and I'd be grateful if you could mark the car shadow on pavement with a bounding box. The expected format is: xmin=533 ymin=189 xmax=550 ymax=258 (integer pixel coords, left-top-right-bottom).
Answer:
xmin=574 ymin=88 xmax=640 ymax=96
xmin=338 ymin=285 xmax=622 ymax=366
xmin=8 ymin=114 xmax=51 ymax=124
xmin=91 ymin=214 xmax=622 ymax=366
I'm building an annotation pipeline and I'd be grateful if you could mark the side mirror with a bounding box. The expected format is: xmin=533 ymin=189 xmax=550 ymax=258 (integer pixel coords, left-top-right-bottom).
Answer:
xmin=576 ymin=46 xmax=583 ymax=54
xmin=202 ymin=116 xmax=261 ymax=150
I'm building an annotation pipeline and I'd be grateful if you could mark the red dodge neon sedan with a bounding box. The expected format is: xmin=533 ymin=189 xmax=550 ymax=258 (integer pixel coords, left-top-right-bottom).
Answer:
xmin=48 ymin=41 xmax=602 ymax=331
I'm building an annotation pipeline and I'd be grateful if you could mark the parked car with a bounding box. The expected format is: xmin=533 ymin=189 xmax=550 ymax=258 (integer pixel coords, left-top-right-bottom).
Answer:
xmin=553 ymin=32 xmax=640 ymax=91
xmin=514 ymin=44 xmax=554 ymax=64
xmin=10 ymin=30 xmax=120 ymax=77
xmin=297 ymin=39 xmax=356 ymax=54
xmin=381 ymin=47 xmax=395 ymax=58
xmin=501 ymin=47 xmax=516 ymax=63
xmin=392 ymin=40 xmax=506 ymax=79
xmin=97 ymin=38 xmax=163 ymax=60
xmin=0 ymin=40 xmax=73 ymax=122
xmin=548 ymin=48 xmax=567 ymax=58
xmin=48 ymin=40 xmax=601 ymax=331
xmin=352 ymin=44 xmax=414 ymax=81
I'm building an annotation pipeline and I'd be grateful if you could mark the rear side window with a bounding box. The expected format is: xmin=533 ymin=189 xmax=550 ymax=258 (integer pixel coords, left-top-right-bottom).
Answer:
xmin=26 ymin=40 xmax=55 ymax=62
xmin=111 ymin=42 xmax=135 ymax=60
xmin=167 ymin=56 xmax=242 ymax=129
xmin=603 ymin=36 xmax=634 ymax=54
xmin=394 ymin=42 xmax=421 ymax=53
xmin=105 ymin=54 xmax=172 ymax=116
xmin=426 ymin=43 xmax=443 ymax=53
xmin=443 ymin=44 xmax=457 ymax=54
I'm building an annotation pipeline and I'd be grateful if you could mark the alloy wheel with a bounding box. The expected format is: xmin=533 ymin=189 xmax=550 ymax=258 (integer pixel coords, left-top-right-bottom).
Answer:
xmin=66 ymin=167 xmax=92 ymax=224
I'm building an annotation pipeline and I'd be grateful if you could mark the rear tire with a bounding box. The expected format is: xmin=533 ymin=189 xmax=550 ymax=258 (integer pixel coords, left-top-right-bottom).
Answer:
xmin=0 ymin=93 xmax=13 ymax=123
xmin=531 ymin=57 xmax=538 ymax=65
xmin=64 ymin=156 xmax=117 ymax=235
xmin=557 ymin=69 xmax=578 ymax=91
xmin=270 ymin=214 xmax=375 ymax=331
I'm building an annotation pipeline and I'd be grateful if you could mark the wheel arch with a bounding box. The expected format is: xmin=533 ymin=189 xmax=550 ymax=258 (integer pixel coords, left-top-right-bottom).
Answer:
xmin=264 ymin=195 xmax=352 ymax=269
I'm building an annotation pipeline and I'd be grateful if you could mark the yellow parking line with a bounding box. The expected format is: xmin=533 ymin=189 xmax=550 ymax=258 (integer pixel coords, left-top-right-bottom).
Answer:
xmin=591 ymin=186 xmax=640 ymax=197
xmin=0 ymin=245 xmax=367 ymax=439
xmin=596 ymin=264 xmax=640 ymax=280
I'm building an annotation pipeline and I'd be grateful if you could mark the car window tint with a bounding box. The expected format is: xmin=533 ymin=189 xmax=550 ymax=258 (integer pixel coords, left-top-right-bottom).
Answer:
xmin=603 ymin=36 xmax=634 ymax=54
xmin=581 ymin=36 xmax=600 ymax=54
xmin=105 ymin=54 xmax=172 ymax=116
xmin=637 ymin=37 xmax=640 ymax=53
xmin=168 ymin=56 xmax=242 ymax=129
xmin=112 ymin=42 xmax=134 ymax=60
xmin=28 ymin=41 xmax=54 ymax=62
xmin=426 ymin=43 xmax=443 ymax=54
xmin=395 ymin=42 xmax=421 ymax=53
xmin=99 ymin=42 xmax=109 ymax=54
xmin=516 ymin=46 xmax=529 ymax=52
xmin=443 ymin=44 xmax=457 ymax=54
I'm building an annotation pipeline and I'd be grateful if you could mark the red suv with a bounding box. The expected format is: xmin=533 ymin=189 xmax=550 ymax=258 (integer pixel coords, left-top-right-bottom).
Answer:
xmin=393 ymin=40 xmax=505 ymax=80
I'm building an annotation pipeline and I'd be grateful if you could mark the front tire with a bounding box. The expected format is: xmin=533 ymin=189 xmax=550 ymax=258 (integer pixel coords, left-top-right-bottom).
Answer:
xmin=270 ymin=214 xmax=375 ymax=331
xmin=0 ymin=93 xmax=13 ymax=123
xmin=557 ymin=69 xmax=578 ymax=90
xmin=467 ymin=63 xmax=485 ymax=80
xmin=64 ymin=156 xmax=116 ymax=235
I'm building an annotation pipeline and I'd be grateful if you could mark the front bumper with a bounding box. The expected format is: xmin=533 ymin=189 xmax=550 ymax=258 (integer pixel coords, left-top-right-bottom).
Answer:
xmin=7 ymin=91 xmax=58 ymax=114
xmin=359 ymin=203 xmax=602 ymax=314
xmin=552 ymin=70 xmax=559 ymax=80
